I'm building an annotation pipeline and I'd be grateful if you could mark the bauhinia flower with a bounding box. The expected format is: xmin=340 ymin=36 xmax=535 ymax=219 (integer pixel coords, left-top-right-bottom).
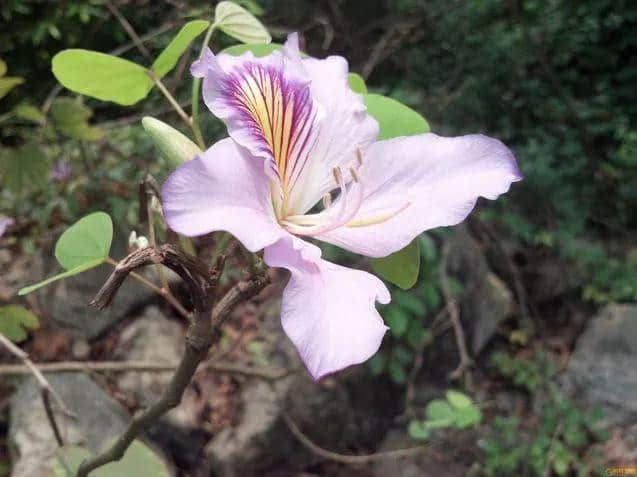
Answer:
xmin=162 ymin=34 xmax=522 ymax=379
xmin=0 ymin=216 xmax=13 ymax=238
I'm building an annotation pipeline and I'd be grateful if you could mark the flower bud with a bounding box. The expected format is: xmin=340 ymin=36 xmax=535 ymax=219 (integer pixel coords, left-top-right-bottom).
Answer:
xmin=142 ymin=116 xmax=202 ymax=169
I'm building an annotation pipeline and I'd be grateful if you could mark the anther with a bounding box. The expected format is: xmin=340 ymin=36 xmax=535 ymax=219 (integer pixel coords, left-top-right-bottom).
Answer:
xmin=332 ymin=166 xmax=343 ymax=185
xmin=322 ymin=193 xmax=332 ymax=208
xmin=356 ymin=147 xmax=364 ymax=165
xmin=349 ymin=167 xmax=360 ymax=183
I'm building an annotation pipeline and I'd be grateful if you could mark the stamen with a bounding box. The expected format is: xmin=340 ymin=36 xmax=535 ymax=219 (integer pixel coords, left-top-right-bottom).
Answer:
xmin=356 ymin=146 xmax=364 ymax=166
xmin=332 ymin=166 xmax=343 ymax=185
xmin=346 ymin=202 xmax=412 ymax=228
xmin=322 ymin=193 xmax=332 ymax=209
xmin=349 ymin=167 xmax=360 ymax=183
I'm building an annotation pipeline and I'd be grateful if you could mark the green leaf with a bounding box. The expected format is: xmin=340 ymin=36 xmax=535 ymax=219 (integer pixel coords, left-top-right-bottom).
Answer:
xmin=385 ymin=307 xmax=409 ymax=338
xmin=348 ymin=73 xmax=367 ymax=94
xmin=446 ymin=390 xmax=473 ymax=409
xmin=453 ymin=405 xmax=482 ymax=428
xmin=425 ymin=399 xmax=455 ymax=427
xmin=0 ymin=305 xmax=39 ymax=342
xmin=18 ymin=259 xmax=106 ymax=296
xmin=393 ymin=345 xmax=414 ymax=365
xmin=13 ymin=103 xmax=46 ymax=124
xmin=152 ymin=20 xmax=210 ymax=78
xmin=52 ymin=441 xmax=170 ymax=477
xmin=214 ymin=1 xmax=271 ymax=44
xmin=363 ymin=93 xmax=430 ymax=140
xmin=0 ymin=141 xmax=50 ymax=194
xmin=368 ymin=353 xmax=385 ymax=376
xmin=52 ymin=50 xmax=153 ymax=105
xmin=408 ymin=420 xmax=431 ymax=440
xmin=0 ymin=58 xmax=6 ymax=76
xmin=0 ymin=77 xmax=24 ymax=100
xmin=370 ymin=239 xmax=421 ymax=289
xmin=55 ymin=212 xmax=113 ymax=270
xmin=142 ymin=116 xmax=202 ymax=168
xmin=50 ymin=98 xmax=103 ymax=141
xmin=221 ymin=42 xmax=282 ymax=57
xmin=387 ymin=359 xmax=407 ymax=384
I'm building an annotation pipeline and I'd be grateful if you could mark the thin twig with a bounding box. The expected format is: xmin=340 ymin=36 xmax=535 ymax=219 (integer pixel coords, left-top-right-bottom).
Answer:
xmin=0 ymin=333 xmax=72 ymax=447
xmin=105 ymin=1 xmax=152 ymax=59
xmin=283 ymin=413 xmax=440 ymax=464
xmin=77 ymin=247 xmax=269 ymax=476
xmin=440 ymin=243 xmax=473 ymax=384
xmin=0 ymin=360 xmax=297 ymax=381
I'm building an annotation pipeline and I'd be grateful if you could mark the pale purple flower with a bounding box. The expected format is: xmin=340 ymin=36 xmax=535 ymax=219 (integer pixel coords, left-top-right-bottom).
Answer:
xmin=51 ymin=161 xmax=72 ymax=181
xmin=162 ymin=34 xmax=522 ymax=379
xmin=0 ymin=216 xmax=14 ymax=238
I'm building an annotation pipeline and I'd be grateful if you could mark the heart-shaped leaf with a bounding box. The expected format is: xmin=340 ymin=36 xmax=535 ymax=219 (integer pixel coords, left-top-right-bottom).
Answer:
xmin=0 ymin=305 xmax=39 ymax=342
xmin=425 ymin=399 xmax=455 ymax=428
xmin=55 ymin=212 xmax=113 ymax=270
xmin=446 ymin=390 xmax=473 ymax=409
xmin=363 ymin=93 xmax=430 ymax=140
xmin=152 ymin=20 xmax=210 ymax=78
xmin=370 ymin=239 xmax=421 ymax=289
xmin=52 ymin=50 xmax=153 ymax=105
xmin=214 ymin=1 xmax=271 ymax=44
xmin=52 ymin=441 xmax=171 ymax=477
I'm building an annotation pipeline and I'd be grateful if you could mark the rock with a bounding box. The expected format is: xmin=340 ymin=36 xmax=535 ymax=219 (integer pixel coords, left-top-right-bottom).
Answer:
xmin=447 ymin=225 xmax=515 ymax=354
xmin=370 ymin=429 xmax=468 ymax=477
xmin=112 ymin=305 xmax=186 ymax=426
xmin=9 ymin=373 xmax=129 ymax=477
xmin=562 ymin=304 xmax=637 ymax=426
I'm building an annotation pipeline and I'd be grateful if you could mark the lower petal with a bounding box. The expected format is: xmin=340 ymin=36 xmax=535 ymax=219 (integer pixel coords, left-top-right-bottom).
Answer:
xmin=264 ymin=236 xmax=390 ymax=380
xmin=162 ymin=138 xmax=285 ymax=252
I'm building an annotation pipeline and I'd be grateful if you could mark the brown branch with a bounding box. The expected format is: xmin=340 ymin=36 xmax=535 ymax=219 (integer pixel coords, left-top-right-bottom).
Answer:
xmin=105 ymin=1 xmax=151 ymax=59
xmin=76 ymin=271 xmax=269 ymax=477
xmin=440 ymin=243 xmax=473 ymax=384
xmin=0 ymin=333 xmax=72 ymax=447
xmin=0 ymin=360 xmax=297 ymax=381
xmin=283 ymin=413 xmax=440 ymax=464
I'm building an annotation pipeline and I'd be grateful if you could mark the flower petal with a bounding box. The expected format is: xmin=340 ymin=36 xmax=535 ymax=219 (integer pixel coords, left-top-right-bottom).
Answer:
xmin=162 ymin=138 xmax=285 ymax=252
xmin=284 ymin=45 xmax=379 ymax=214
xmin=192 ymin=39 xmax=321 ymax=200
xmin=264 ymin=236 xmax=390 ymax=380
xmin=0 ymin=216 xmax=13 ymax=238
xmin=315 ymin=133 xmax=522 ymax=257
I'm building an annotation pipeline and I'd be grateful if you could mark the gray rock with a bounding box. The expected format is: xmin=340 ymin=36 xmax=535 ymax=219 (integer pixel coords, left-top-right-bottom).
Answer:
xmin=9 ymin=373 xmax=129 ymax=477
xmin=447 ymin=225 xmax=515 ymax=354
xmin=113 ymin=305 xmax=187 ymax=427
xmin=562 ymin=304 xmax=637 ymax=426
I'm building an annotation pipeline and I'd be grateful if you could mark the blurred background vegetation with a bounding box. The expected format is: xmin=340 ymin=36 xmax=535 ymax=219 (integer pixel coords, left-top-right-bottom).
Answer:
xmin=1 ymin=1 xmax=635 ymax=476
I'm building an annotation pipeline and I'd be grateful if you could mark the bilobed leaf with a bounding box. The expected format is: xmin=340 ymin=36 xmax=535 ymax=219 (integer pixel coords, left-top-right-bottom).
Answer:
xmin=214 ymin=1 xmax=271 ymax=44
xmin=446 ymin=390 xmax=473 ymax=409
xmin=425 ymin=400 xmax=455 ymax=428
xmin=52 ymin=441 xmax=170 ymax=477
xmin=408 ymin=420 xmax=431 ymax=441
xmin=0 ymin=77 xmax=25 ymax=100
xmin=222 ymin=42 xmax=282 ymax=57
xmin=348 ymin=73 xmax=367 ymax=94
xmin=152 ymin=20 xmax=210 ymax=78
xmin=55 ymin=212 xmax=113 ymax=270
xmin=13 ymin=103 xmax=46 ymax=124
xmin=363 ymin=93 xmax=430 ymax=140
xmin=52 ymin=49 xmax=153 ymax=105
xmin=50 ymin=98 xmax=103 ymax=141
xmin=0 ymin=305 xmax=39 ymax=342
xmin=0 ymin=141 xmax=50 ymax=194
xmin=18 ymin=259 xmax=105 ymax=296
xmin=453 ymin=405 xmax=482 ymax=428
xmin=370 ymin=239 xmax=420 ymax=289
xmin=142 ymin=116 xmax=202 ymax=168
